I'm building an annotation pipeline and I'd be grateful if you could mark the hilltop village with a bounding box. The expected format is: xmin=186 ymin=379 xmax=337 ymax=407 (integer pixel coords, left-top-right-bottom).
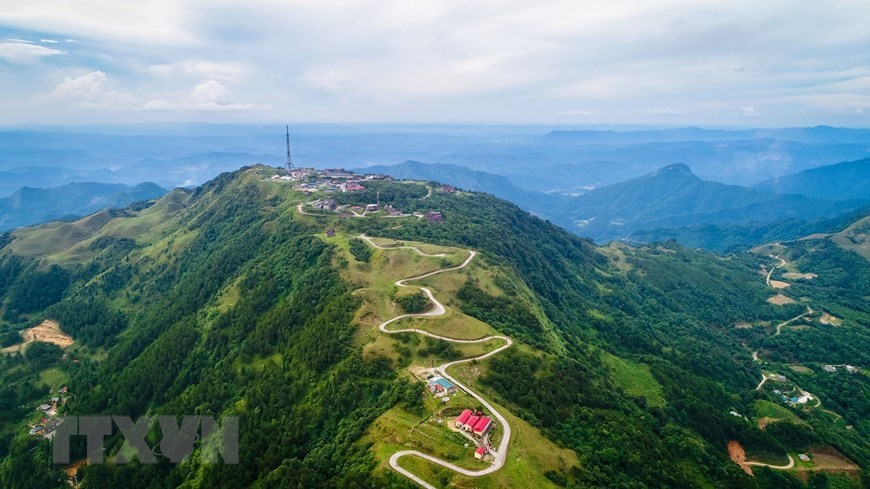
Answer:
xmin=267 ymin=166 xmax=452 ymax=221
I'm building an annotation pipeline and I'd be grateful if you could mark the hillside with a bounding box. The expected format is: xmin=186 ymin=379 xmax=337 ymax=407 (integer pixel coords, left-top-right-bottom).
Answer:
xmin=752 ymin=158 xmax=870 ymax=201
xmin=0 ymin=166 xmax=865 ymax=488
xmin=0 ymin=181 xmax=166 ymax=232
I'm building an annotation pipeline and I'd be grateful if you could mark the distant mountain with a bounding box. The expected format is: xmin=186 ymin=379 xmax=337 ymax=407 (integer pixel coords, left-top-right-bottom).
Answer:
xmin=353 ymin=160 xmax=563 ymax=218
xmin=543 ymin=125 xmax=870 ymax=144
xmin=559 ymin=163 xmax=868 ymax=243
xmin=0 ymin=181 xmax=166 ymax=232
xmin=752 ymin=158 xmax=870 ymax=201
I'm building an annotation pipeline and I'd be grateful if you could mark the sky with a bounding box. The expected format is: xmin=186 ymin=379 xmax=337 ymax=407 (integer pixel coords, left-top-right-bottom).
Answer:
xmin=0 ymin=0 xmax=869 ymax=127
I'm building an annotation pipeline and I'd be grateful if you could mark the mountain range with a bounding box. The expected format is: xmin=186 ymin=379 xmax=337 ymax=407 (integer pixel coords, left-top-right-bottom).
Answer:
xmin=0 ymin=182 xmax=166 ymax=232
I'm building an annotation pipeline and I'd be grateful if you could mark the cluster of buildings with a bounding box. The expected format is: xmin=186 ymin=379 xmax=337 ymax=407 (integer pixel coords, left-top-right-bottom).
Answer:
xmin=28 ymin=386 xmax=70 ymax=439
xmin=772 ymin=388 xmax=814 ymax=406
xmin=455 ymin=409 xmax=494 ymax=437
xmin=269 ymin=167 xmax=392 ymax=194
xmin=823 ymin=364 xmax=859 ymax=373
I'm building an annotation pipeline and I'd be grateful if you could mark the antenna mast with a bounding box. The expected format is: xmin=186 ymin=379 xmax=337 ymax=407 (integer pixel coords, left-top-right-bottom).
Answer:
xmin=284 ymin=125 xmax=296 ymax=171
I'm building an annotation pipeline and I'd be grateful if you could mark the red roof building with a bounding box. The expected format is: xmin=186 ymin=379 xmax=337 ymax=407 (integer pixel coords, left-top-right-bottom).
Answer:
xmin=455 ymin=409 xmax=473 ymax=428
xmin=474 ymin=446 xmax=488 ymax=459
xmin=472 ymin=416 xmax=493 ymax=436
xmin=463 ymin=414 xmax=480 ymax=432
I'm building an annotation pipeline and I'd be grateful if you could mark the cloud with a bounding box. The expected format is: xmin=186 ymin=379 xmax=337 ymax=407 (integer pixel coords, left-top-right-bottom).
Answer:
xmin=145 ymin=80 xmax=265 ymax=111
xmin=4 ymin=0 xmax=870 ymax=124
xmin=51 ymin=71 xmax=109 ymax=101
xmin=641 ymin=108 xmax=685 ymax=116
xmin=147 ymin=61 xmax=251 ymax=82
xmin=51 ymin=71 xmax=137 ymax=108
xmin=0 ymin=41 xmax=63 ymax=63
xmin=49 ymin=71 xmax=263 ymax=112
xmin=559 ymin=110 xmax=606 ymax=116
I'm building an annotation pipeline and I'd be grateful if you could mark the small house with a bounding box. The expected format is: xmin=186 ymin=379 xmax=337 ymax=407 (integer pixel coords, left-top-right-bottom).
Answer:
xmin=365 ymin=204 xmax=379 ymax=212
xmin=474 ymin=446 xmax=487 ymax=459
xmin=823 ymin=365 xmax=836 ymax=373
xmin=441 ymin=185 xmax=456 ymax=194
xmin=425 ymin=211 xmax=443 ymax=222
xmin=427 ymin=377 xmax=457 ymax=397
xmin=325 ymin=229 xmax=336 ymax=237
xmin=798 ymin=454 xmax=810 ymax=462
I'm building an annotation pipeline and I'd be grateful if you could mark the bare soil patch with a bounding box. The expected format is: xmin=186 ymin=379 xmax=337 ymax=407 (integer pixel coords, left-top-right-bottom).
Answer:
xmin=2 ymin=320 xmax=73 ymax=354
xmin=769 ymin=280 xmax=791 ymax=289
xmin=728 ymin=440 xmax=753 ymax=475
xmin=734 ymin=322 xmax=752 ymax=329
xmin=767 ymin=294 xmax=796 ymax=305
xmin=819 ymin=313 xmax=842 ymax=326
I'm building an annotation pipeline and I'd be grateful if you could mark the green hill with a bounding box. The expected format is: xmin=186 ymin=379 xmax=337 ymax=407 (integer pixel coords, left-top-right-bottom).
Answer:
xmin=0 ymin=165 xmax=865 ymax=488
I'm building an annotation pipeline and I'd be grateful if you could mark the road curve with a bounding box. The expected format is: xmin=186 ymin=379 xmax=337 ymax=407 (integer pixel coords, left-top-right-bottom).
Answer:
xmin=361 ymin=234 xmax=513 ymax=487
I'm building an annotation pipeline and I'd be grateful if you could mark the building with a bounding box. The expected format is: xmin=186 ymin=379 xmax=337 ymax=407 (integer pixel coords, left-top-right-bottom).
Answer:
xmin=474 ymin=446 xmax=488 ymax=459
xmin=325 ymin=229 xmax=336 ymax=237
xmin=472 ymin=416 xmax=493 ymax=436
xmin=365 ymin=204 xmax=379 ymax=212
xmin=455 ymin=409 xmax=473 ymax=429
xmin=342 ymin=182 xmax=365 ymax=192
xmin=324 ymin=169 xmax=355 ymax=179
xmin=425 ymin=211 xmax=443 ymax=222
xmin=427 ymin=377 xmax=457 ymax=397
xmin=845 ymin=365 xmax=859 ymax=373
xmin=823 ymin=365 xmax=836 ymax=373
xmin=384 ymin=205 xmax=402 ymax=216
xmin=799 ymin=454 xmax=811 ymax=462
xmin=440 ymin=185 xmax=456 ymax=194
xmin=312 ymin=198 xmax=337 ymax=211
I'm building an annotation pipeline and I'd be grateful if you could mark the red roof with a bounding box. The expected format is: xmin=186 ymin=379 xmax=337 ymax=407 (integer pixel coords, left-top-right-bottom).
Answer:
xmin=475 ymin=446 xmax=487 ymax=455
xmin=472 ymin=416 xmax=492 ymax=433
xmin=456 ymin=409 xmax=473 ymax=425
xmin=465 ymin=414 xmax=480 ymax=429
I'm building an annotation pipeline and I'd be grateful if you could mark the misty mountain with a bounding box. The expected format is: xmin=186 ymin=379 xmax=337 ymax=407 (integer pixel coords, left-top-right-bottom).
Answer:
xmin=559 ymin=163 xmax=868 ymax=242
xmin=752 ymin=157 xmax=870 ymax=201
xmin=0 ymin=182 xmax=166 ymax=232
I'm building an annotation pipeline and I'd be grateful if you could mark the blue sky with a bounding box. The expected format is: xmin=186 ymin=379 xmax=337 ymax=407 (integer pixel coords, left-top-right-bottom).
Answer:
xmin=1 ymin=0 xmax=869 ymax=126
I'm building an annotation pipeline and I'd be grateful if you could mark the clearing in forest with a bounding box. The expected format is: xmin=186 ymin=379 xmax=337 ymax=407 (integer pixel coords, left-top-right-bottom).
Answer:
xmin=767 ymin=294 xmax=796 ymax=305
xmin=1 ymin=320 xmax=73 ymax=354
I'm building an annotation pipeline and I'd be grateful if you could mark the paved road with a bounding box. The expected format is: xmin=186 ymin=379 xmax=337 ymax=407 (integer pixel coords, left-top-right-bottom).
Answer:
xmin=362 ymin=235 xmax=514 ymax=488
xmin=745 ymin=454 xmax=795 ymax=470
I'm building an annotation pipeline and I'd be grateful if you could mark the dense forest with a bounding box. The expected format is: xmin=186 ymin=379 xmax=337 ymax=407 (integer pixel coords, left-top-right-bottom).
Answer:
xmin=0 ymin=166 xmax=865 ymax=488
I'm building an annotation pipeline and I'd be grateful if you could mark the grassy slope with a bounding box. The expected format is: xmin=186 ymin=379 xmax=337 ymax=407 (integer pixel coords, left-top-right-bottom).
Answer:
xmin=324 ymin=231 xmax=579 ymax=488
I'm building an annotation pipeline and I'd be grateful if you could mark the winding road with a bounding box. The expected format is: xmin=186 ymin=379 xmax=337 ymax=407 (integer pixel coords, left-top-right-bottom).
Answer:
xmin=746 ymin=454 xmax=796 ymax=470
xmin=360 ymin=234 xmax=514 ymax=488
xmin=765 ymin=255 xmax=787 ymax=288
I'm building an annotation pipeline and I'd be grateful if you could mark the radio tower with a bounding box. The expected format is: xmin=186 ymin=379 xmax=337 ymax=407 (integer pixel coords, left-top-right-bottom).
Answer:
xmin=284 ymin=125 xmax=296 ymax=171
